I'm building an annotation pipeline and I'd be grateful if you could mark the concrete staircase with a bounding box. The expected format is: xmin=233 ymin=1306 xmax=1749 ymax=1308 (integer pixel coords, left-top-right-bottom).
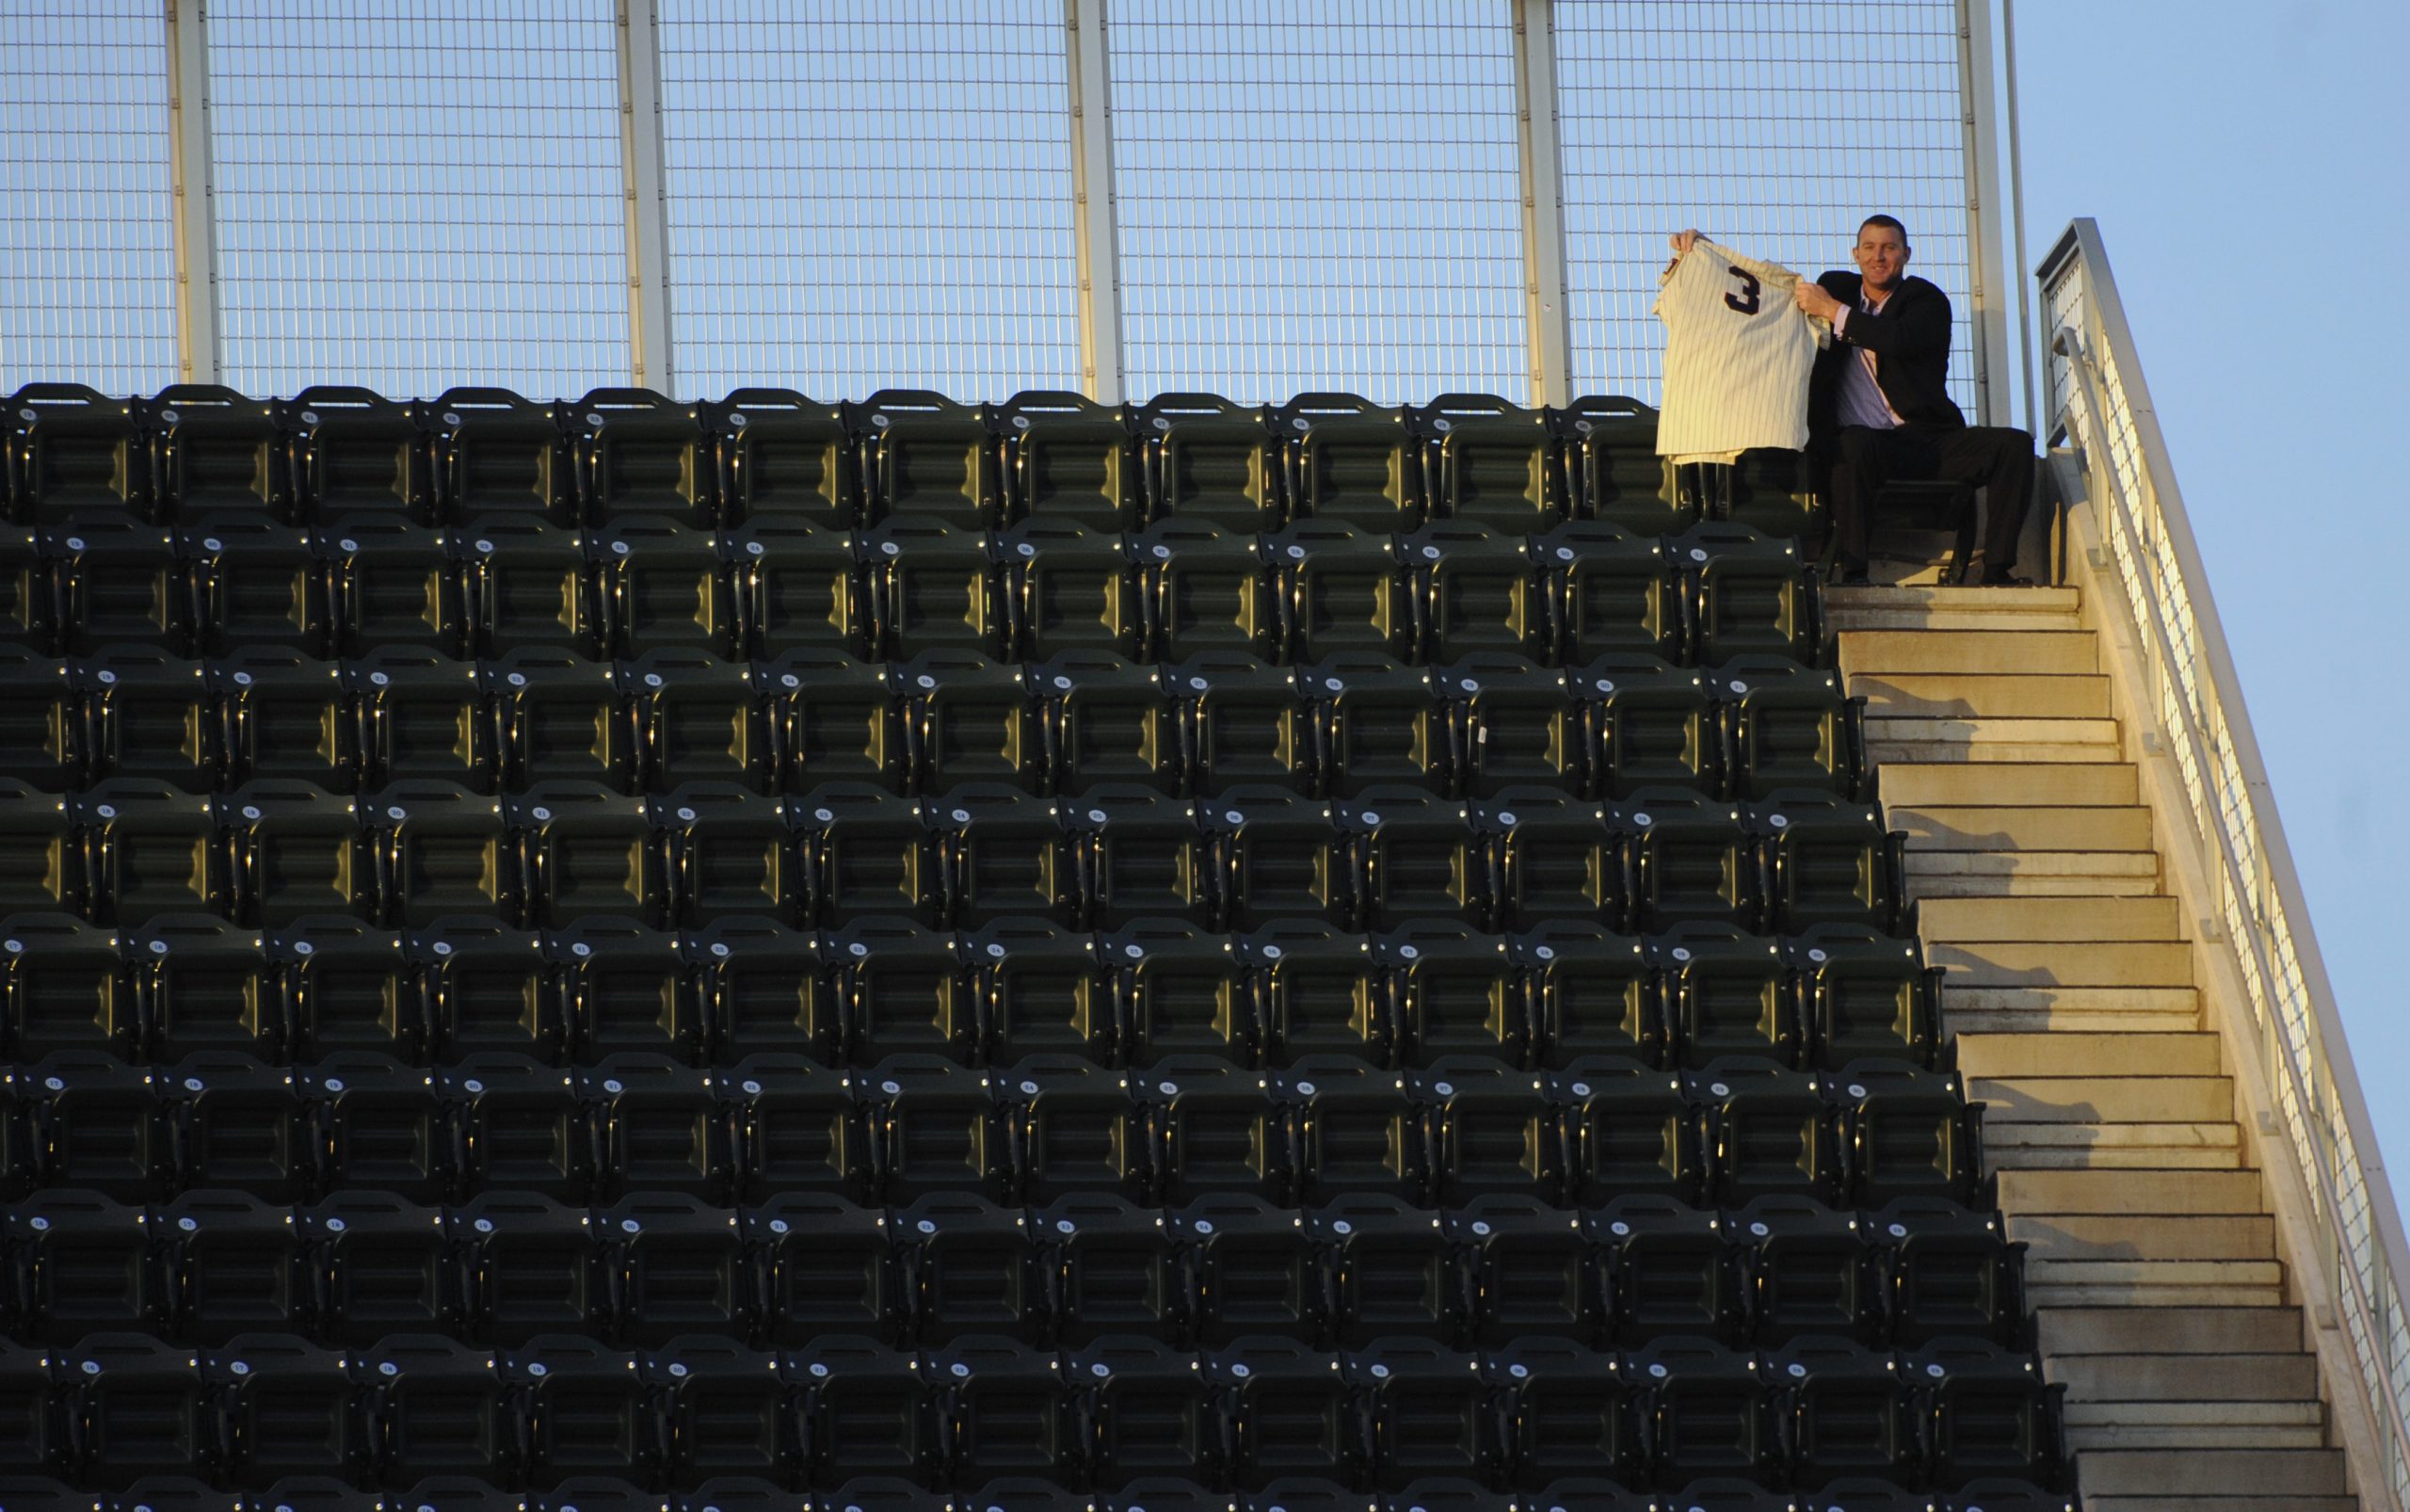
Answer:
xmin=1831 ymin=585 xmax=2356 ymax=1511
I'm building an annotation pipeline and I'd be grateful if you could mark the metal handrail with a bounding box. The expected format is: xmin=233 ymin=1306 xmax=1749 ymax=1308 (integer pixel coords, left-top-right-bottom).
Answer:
xmin=2040 ymin=217 xmax=2410 ymax=1509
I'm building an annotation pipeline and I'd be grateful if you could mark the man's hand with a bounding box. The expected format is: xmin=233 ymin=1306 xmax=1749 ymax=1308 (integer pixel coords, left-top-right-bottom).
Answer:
xmin=1668 ymin=229 xmax=1703 ymax=255
xmin=1794 ymin=280 xmax=1843 ymax=322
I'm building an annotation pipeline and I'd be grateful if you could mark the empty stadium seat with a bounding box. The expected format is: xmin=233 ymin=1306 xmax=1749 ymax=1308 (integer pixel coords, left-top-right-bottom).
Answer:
xmin=180 ymin=514 xmax=326 ymax=654
xmin=361 ymin=1333 xmax=510 ymax=1482
xmin=759 ymin=651 xmax=904 ymax=794
xmin=896 ymin=1192 xmax=1039 ymax=1343
xmin=77 ymin=778 xmax=222 ymax=926
xmin=439 ymin=1055 xmax=587 ymax=1201
xmin=157 ymin=1187 xmax=308 ymax=1341
xmin=1620 ymin=790 xmax=1761 ymax=934
xmin=487 ymin=651 xmax=638 ymax=795
xmin=1277 ymin=394 xmax=1422 ymax=534
xmin=794 ymin=1336 xmax=934 ymax=1486
xmin=715 ymin=389 xmax=860 ymax=530
xmin=1036 ymin=1192 xmax=1181 ymax=1346
xmin=898 ymin=651 xmax=1038 ymax=794
xmin=651 ymin=784 xmax=792 ymax=926
xmin=1554 ymin=398 xmax=1686 ymax=536
xmin=1486 ymin=1336 xmax=1640 ymax=1488
xmin=1206 ymin=792 xmax=1343 ymax=934
xmin=1305 ymin=655 xmax=1450 ymax=796
xmin=1335 ymin=789 xmax=1482 ymax=932
xmin=723 ymin=1054 xmax=868 ymax=1204
xmin=645 ymin=1334 xmax=795 ymax=1487
xmin=999 ymin=391 xmax=1142 ymax=532
xmin=1582 ymin=656 xmax=1719 ymax=797
xmin=933 ymin=786 xmax=1078 ymax=926
xmin=1102 ymin=919 xmax=1250 ymax=1067
xmin=1070 ymin=1333 xmax=1215 ymax=1488
xmin=1752 ymin=793 xmax=1904 ymax=937
xmin=1511 ymin=920 xmax=1659 ymax=1069
xmin=568 ymin=389 xmax=714 ymax=526
xmin=1383 ymin=921 xmax=1528 ymax=1069
xmin=1694 ymin=1059 xmax=1841 ymax=1207
xmin=1536 ymin=523 xmax=1686 ymax=668
xmin=860 ymin=1054 xmax=1007 ymax=1202
xmin=214 ymin=650 xmax=356 ymax=793
xmin=1406 ymin=527 xmax=1544 ymax=666
xmin=0 ymin=651 xmax=83 ymax=793
xmin=281 ymin=386 xmax=429 ymax=524
xmin=1713 ymin=659 xmax=1866 ymax=801
xmin=162 ymin=1053 xmax=305 ymax=1198
xmin=598 ymin=1192 xmax=747 ymax=1345
xmin=299 ymin=1190 xmax=455 ymax=1343
xmin=8 ymin=384 xmax=153 ymax=523
xmin=1133 ymin=522 xmax=1278 ymax=665
xmin=935 ymin=1334 xmax=1068 ymax=1485
xmin=298 ymin=1053 xmax=445 ymax=1201
xmin=1557 ymin=1062 xmax=1699 ymax=1209
xmin=1833 ymin=1060 xmax=1983 ymax=1208
xmin=1629 ymin=1336 xmax=1776 ymax=1488
xmin=1241 ymin=924 xmax=1384 ymax=1069
xmin=1440 ymin=657 xmax=1583 ymax=798
xmin=551 ymin=917 xmax=699 ymax=1060
xmin=127 ymin=917 xmax=274 ymax=1060
xmin=1269 ymin=524 xmax=1412 ymax=664
xmin=748 ymin=1192 xmax=898 ymax=1346
xmin=1345 ymin=1337 xmax=1488 ymax=1488
xmin=407 ymin=914 xmax=557 ymax=1063
xmin=76 ymin=650 xmax=217 ymax=791
xmin=1657 ymin=925 xmax=1797 ymax=1070
xmin=1037 ymin=654 xmax=1180 ymax=795
xmin=422 ymin=388 xmax=570 ymax=525
xmin=1909 ymin=1339 xmax=2065 ymax=1490
xmin=1872 ymin=1198 xmax=2027 ymax=1348
xmin=507 ymin=782 xmax=666 ymax=929
xmin=152 ymin=386 xmax=284 ymax=522
xmin=316 ymin=520 xmax=463 ymax=658
xmin=687 ymin=917 xmax=837 ymax=1063
xmin=723 ymin=519 xmax=869 ymax=659
xmin=455 ymin=520 xmax=595 ymax=656
xmin=449 ymin=1191 xmax=601 ymax=1343
xmin=1446 ymin=1196 xmax=1592 ymax=1345
xmin=28 ymin=1054 xmax=164 ymax=1202
xmin=1205 ymin=1336 xmax=1350 ymax=1488
xmin=1789 ymin=927 xmax=1941 ymax=1072
xmin=46 ymin=518 xmax=190 ymax=656
xmin=975 ymin=931 xmax=1116 ymax=1066
xmin=832 ymin=918 xmax=972 ymax=1063
xmin=1136 ymin=394 xmax=1279 ymax=533
xmin=1001 ymin=519 xmax=1143 ymax=660
xmin=586 ymin=520 xmax=733 ymax=657
xmin=1145 ymin=1063 xmax=1287 ymax=1207
xmin=1172 ymin=652 xmax=1312 ymax=796
xmin=57 ymin=1333 xmax=212 ymax=1488
xmin=1278 ymin=1057 xmax=1418 ymax=1205
xmin=7 ymin=1188 xmax=158 ymax=1341
xmin=368 ymin=781 xmax=515 ymax=925
xmin=351 ymin=651 xmax=495 ymax=793
xmin=1677 ymin=525 xmax=1822 ymax=669
xmin=1415 ymin=394 xmax=1561 ymax=533
xmin=1068 ymin=788 xmax=1209 ymax=928
xmin=0 ymin=911 xmax=134 ymax=1059
xmin=1410 ymin=1057 xmax=1555 ymax=1205
xmin=853 ymin=390 xmax=1002 ymax=531
xmin=218 ymin=780 xmax=372 ymax=927
xmin=1730 ymin=1197 xmax=1876 ymax=1346
xmin=1307 ymin=1196 xmax=1454 ymax=1346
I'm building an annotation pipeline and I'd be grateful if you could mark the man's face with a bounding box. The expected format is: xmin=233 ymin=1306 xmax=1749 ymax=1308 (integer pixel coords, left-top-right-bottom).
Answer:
xmin=1854 ymin=224 xmax=1910 ymax=291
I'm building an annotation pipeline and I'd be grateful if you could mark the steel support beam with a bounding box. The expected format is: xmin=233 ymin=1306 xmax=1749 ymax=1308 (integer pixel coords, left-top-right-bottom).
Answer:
xmin=1956 ymin=0 xmax=2015 ymax=428
xmin=616 ymin=0 xmax=675 ymax=394
xmin=1063 ymin=0 xmax=1126 ymax=404
xmin=164 ymin=0 xmax=221 ymax=385
xmin=1510 ymin=0 xmax=1574 ymax=406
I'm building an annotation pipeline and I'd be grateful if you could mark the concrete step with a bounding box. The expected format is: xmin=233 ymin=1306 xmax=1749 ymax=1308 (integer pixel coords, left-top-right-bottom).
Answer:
xmin=1905 ymin=848 xmax=2161 ymax=879
xmin=1917 ymin=894 xmax=2184 ymax=941
xmin=2078 ymin=1448 xmax=2347 ymax=1497
xmin=1944 ymin=986 xmax=2198 ymax=1017
xmin=2011 ymin=1213 xmax=2276 ymax=1261
xmin=2070 ymin=1421 xmax=2328 ymax=1451
xmin=2088 ymin=1500 xmax=2355 ymax=1512
xmin=1871 ymin=737 xmax=2123 ymax=764
xmin=1866 ymin=715 xmax=2121 ymax=751
xmin=1910 ymin=871 xmax=2165 ymax=899
xmin=1893 ymin=804 xmax=2156 ymax=852
xmin=1875 ymin=760 xmax=2140 ymax=807
xmin=2029 ymin=1256 xmax=2286 ymax=1307
xmin=2048 ymin=1350 xmax=2318 ymax=1401
xmin=1999 ymin=1167 xmax=2264 ymax=1215
xmin=1955 ymin=1032 xmax=2221 ymax=1079
xmin=1832 ymin=607 xmax=2089 ymax=632
xmin=1839 ymin=628 xmax=2099 ymax=675
xmin=1829 ymin=584 xmax=2082 ymax=613
xmin=2040 ymin=1306 xmax=2305 ymax=1356
xmin=1973 ymin=1075 xmax=2231 ymax=1124
xmin=1935 ymin=941 xmax=2195 ymax=989
xmin=1856 ymin=672 xmax=2113 ymax=719
xmin=1945 ymin=1003 xmax=2199 ymax=1035
xmin=1989 ymin=1139 xmax=2244 ymax=1172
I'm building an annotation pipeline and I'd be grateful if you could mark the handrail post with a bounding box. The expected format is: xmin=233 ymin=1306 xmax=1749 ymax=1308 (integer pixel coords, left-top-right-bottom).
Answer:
xmin=616 ymin=0 xmax=675 ymax=394
xmin=1064 ymin=0 xmax=1127 ymax=405
xmin=165 ymin=0 xmax=222 ymax=386
xmin=1511 ymin=0 xmax=1574 ymax=406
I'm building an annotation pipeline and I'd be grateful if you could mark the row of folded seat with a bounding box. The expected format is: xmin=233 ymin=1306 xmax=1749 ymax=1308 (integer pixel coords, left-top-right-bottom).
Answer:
xmin=0 ymin=648 xmax=1863 ymax=802
xmin=0 ymin=911 xmax=1935 ymax=1072
xmin=0 ymin=1327 xmax=2060 ymax=1494
xmin=0 ymin=1049 xmax=1979 ymax=1212
xmin=0 ymin=514 xmax=1818 ymax=670
xmin=5 ymin=384 xmax=1818 ymax=541
xmin=2 ymin=780 xmax=1903 ymax=936
xmin=3 ymin=1185 xmax=2022 ymax=1352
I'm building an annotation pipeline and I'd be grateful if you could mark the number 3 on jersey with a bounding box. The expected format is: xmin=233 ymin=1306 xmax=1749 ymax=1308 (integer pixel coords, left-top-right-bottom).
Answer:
xmin=1724 ymin=266 xmax=1761 ymax=315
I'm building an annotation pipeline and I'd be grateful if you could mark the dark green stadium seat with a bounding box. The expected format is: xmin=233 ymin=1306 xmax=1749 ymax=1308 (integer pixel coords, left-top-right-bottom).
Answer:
xmin=156 ymin=1186 xmax=309 ymax=1339
xmin=794 ymin=1337 xmax=932 ymax=1486
xmin=75 ymin=779 xmax=222 ymax=925
xmin=1910 ymin=1339 xmax=2066 ymax=1491
xmin=1000 ymin=518 xmax=1143 ymax=659
xmin=76 ymin=647 xmax=217 ymax=791
xmin=168 ymin=1059 xmax=305 ymax=1203
xmin=1136 ymin=393 xmax=1280 ymax=532
xmin=1036 ymin=652 xmax=1178 ymax=795
xmin=1630 ymin=1337 xmax=1778 ymax=1488
xmin=1772 ymin=1335 xmax=1914 ymax=1487
xmin=1472 ymin=790 xmax=1623 ymax=934
xmin=1705 ymin=446 xmax=1821 ymax=541
xmin=641 ymin=1335 xmax=794 ymax=1486
xmin=313 ymin=518 xmax=463 ymax=657
xmin=586 ymin=519 xmax=734 ymax=656
xmin=20 ymin=1051 xmax=162 ymax=1199
xmin=217 ymin=780 xmax=372 ymax=927
xmin=1835 ymin=1058 xmax=1983 ymax=1208
xmin=0 ymin=785 xmax=80 ymax=921
xmin=1406 ymin=524 xmax=1545 ymax=663
xmin=58 ymin=1333 xmax=213 ymax=1487
xmin=1206 ymin=1335 xmax=1349 ymax=1487
xmin=151 ymin=385 xmax=285 ymax=522
xmin=1270 ymin=523 xmax=1412 ymax=664
xmin=1376 ymin=924 xmax=1520 ymax=1067
xmin=1873 ymin=1198 xmax=2028 ymax=1348
xmin=1618 ymin=788 xmax=1762 ymax=933
xmin=1555 ymin=1060 xmax=1700 ymax=1209
xmin=998 ymin=390 xmax=1141 ymax=531
xmin=214 ymin=649 xmax=356 ymax=792
xmin=1068 ymin=787 xmax=1209 ymax=930
xmin=1206 ymin=788 xmax=1344 ymax=933
xmin=1 ymin=912 xmax=134 ymax=1059
xmin=999 ymin=1052 xmax=1143 ymax=1197
xmin=7 ymin=1189 xmax=158 ymax=1341
xmin=757 ymin=648 xmax=903 ymax=794
xmin=1242 ymin=922 xmax=1383 ymax=1069
xmin=1070 ymin=1334 xmax=1216 ymax=1487
xmin=1440 ymin=655 xmax=1583 ymax=797
xmin=439 ymin=1054 xmax=588 ymax=1203
xmin=1656 ymin=924 xmax=1799 ymax=1070
xmin=0 ymin=650 xmax=81 ymax=793
xmin=793 ymin=784 xmax=938 ymax=926
xmin=1508 ymin=921 xmax=1657 ymax=1070
xmin=1787 ymin=925 xmax=1940 ymax=1071
xmin=1173 ymin=651 xmax=1314 ymax=796
xmin=625 ymin=649 xmax=768 ymax=794
xmin=932 ymin=1335 xmax=1068 ymax=1485
xmin=835 ymin=922 xmax=974 ymax=1066
xmin=502 ymin=1334 xmax=654 ymax=1486
xmin=506 ymin=781 xmax=666 ymax=928
xmin=1693 ymin=1057 xmax=1842 ymax=1206
xmin=363 ymin=781 xmax=514 ymax=927
xmin=931 ymin=784 xmax=1078 ymax=926
xmin=1035 ymin=1191 xmax=1181 ymax=1345
xmin=1553 ymin=396 xmax=1689 ymax=535
xmin=1411 ymin=1055 xmax=1556 ymax=1204
xmin=860 ymin=1053 xmax=1007 ymax=1201
xmin=180 ymin=514 xmax=325 ymax=654
xmin=1676 ymin=523 xmax=1824 ymax=668
xmin=358 ymin=1335 xmax=508 ymax=1482
xmin=652 ymin=782 xmax=792 ymax=925
xmin=595 ymin=1192 xmax=747 ymax=1342
xmin=1730 ymin=1196 xmax=1877 ymax=1346
xmin=407 ymin=914 xmax=557 ymax=1062
xmin=1579 ymin=654 xmax=1718 ymax=797
xmin=899 ymin=650 xmax=1039 ymax=794
xmin=129 ymin=916 xmax=275 ymax=1060
xmin=1133 ymin=520 xmax=1278 ymax=663
xmin=6 ymin=383 xmax=153 ymax=523
xmin=486 ymin=648 xmax=637 ymax=793
xmin=1146 ymin=1062 xmax=1289 ymax=1206
xmin=1713 ymin=656 xmax=1867 ymax=800
xmin=721 ymin=518 xmax=868 ymax=657
xmin=895 ymin=1192 xmax=1040 ymax=1343
xmin=1278 ymin=1055 xmax=1420 ymax=1204
xmin=1483 ymin=1335 xmax=1639 ymax=1488
xmin=549 ymin=918 xmax=699 ymax=1063
xmin=715 ymin=388 xmax=860 ymax=529
xmin=568 ymin=388 xmax=715 ymax=526
xmin=297 ymin=1052 xmax=444 ymax=1201
xmin=723 ymin=1054 xmax=867 ymax=1204
xmin=1174 ymin=1195 xmax=1316 ymax=1347
xmin=421 ymin=387 xmax=570 ymax=525
xmin=686 ymin=916 xmax=836 ymax=1063
xmin=1336 ymin=786 xmax=1482 ymax=931
xmin=272 ymin=915 xmax=415 ymax=1066
xmin=1101 ymin=919 xmax=1250 ymax=1067
xmin=1537 ymin=522 xmax=1687 ymax=668
xmin=454 ymin=518 xmax=597 ymax=656
xmin=852 ymin=389 xmax=1002 ymax=530
xmin=1344 ymin=1337 xmax=1488 ymax=1488
xmin=1276 ymin=393 xmax=1423 ymax=532
xmin=864 ymin=519 xmax=1005 ymax=658
xmin=972 ymin=923 xmax=1113 ymax=1065
xmin=1415 ymin=394 xmax=1562 ymax=532
xmin=747 ymin=1192 xmax=899 ymax=1344
xmin=0 ymin=523 xmax=48 ymax=650
xmin=1752 ymin=790 xmax=1905 ymax=936
xmin=280 ymin=386 xmax=430 ymax=524
xmin=46 ymin=517 xmax=189 ymax=654
xmin=1304 ymin=653 xmax=1449 ymax=796
xmin=1447 ymin=1195 xmax=1593 ymax=1346
xmin=349 ymin=649 xmax=494 ymax=793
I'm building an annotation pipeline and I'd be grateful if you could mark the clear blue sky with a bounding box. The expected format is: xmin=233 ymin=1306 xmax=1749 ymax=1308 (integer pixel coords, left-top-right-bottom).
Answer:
xmin=2013 ymin=0 xmax=2410 ymax=1176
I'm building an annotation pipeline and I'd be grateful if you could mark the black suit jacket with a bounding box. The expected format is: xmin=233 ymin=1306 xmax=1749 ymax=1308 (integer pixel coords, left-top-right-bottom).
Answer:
xmin=1809 ymin=271 xmax=1966 ymax=435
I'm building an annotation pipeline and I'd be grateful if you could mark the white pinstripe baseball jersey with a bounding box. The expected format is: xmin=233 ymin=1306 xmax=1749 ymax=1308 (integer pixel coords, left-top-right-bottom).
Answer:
xmin=1652 ymin=239 xmax=1831 ymax=464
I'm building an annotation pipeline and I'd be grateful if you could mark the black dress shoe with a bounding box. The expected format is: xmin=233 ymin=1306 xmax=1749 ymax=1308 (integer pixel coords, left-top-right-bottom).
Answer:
xmin=1979 ymin=567 xmax=2032 ymax=587
xmin=1838 ymin=569 xmax=1871 ymax=587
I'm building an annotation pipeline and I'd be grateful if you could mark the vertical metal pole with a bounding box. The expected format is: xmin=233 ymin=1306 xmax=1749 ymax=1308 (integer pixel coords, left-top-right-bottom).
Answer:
xmin=1064 ymin=0 xmax=1126 ymax=404
xmin=1956 ymin=0 xmax=2014 ymax=428
xmin=1510 ymin=0 xmax=1574 ymax=406
xmin=164 ymin=0 xmax=221 ymax=386
xmin=2002 ymin=0 xmax=2038 ymax=436
xmin=616 ymin=0 xmax=675 ymax=394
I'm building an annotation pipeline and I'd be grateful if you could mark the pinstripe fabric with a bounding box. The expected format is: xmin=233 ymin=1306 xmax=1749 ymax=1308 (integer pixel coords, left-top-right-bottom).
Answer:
xmin=1652 ymin=239 xmax=1829 ymax=464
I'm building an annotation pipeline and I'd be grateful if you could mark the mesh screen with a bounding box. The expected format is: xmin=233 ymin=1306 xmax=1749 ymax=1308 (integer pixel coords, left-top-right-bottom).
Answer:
xmin=1109 ymin=0 xmax=1531 ymax=406
xmin=1554 ymin=0 xmax=1976 ymax=411
xmin=659 ymin=0 xmax=1083 ymax=402
xmin=0 ymin=1 xmax=180 ymax=396
xmin=207 ymin=0 xmax=632 ymax=400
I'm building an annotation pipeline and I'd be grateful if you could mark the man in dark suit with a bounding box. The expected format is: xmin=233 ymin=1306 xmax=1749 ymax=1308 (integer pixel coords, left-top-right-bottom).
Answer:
xmin=1791 ymin=215 xmax=2035 ymax=586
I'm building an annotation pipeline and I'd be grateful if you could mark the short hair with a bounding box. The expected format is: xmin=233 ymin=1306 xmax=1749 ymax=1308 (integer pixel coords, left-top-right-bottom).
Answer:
xmin=1858 ymin=214 xmax=1909 ymax=244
